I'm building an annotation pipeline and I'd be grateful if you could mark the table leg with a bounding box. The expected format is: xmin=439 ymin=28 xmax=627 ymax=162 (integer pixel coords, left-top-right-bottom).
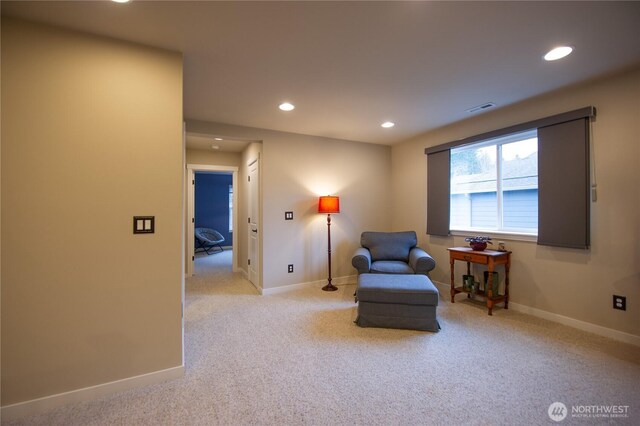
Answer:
xmin=486 ymin=266 xmax=494 ymax=316
xmin=466 ymin=261 xmax=471 ymax=298
xmin=505 ymin=260 xmax=510 ymax=310
xmin=450 ymin=258 xmax=455 ymax=303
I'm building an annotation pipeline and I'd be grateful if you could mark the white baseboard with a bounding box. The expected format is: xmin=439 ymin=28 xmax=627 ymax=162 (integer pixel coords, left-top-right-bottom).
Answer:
xmin=432 ymin=279 xmax=640 ymax=347
xmin=261 ymin=275 xmax=357 ymax=296
xmin=508 ymin=302 xmax=640 ymax=347
xmin=1 ymin=365 xmax=184 ymax=421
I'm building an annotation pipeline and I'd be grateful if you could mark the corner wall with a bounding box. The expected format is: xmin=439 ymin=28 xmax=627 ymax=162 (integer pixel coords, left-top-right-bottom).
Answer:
xmin=1 ymin=19 xmax=184 ymax=406
xmin=391 ymin=67 xmax=640 ymax=340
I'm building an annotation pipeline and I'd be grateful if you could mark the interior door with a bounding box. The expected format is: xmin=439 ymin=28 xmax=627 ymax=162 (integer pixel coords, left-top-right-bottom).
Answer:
xmin=248 ymin=158 xmax=260 ymax=287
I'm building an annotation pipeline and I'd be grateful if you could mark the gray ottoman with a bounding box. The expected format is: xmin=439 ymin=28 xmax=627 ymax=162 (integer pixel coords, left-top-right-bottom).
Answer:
xmin=356 ymin=273 xmax=440 ymax=332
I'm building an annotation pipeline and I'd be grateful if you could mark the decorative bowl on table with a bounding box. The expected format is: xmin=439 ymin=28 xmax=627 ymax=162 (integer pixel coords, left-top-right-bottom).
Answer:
xmin=464 ymin=236 xmax=492 ymax=251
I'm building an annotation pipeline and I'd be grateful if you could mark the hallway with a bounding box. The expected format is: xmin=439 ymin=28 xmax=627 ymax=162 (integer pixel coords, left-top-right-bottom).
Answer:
xmin=188 ymin=250 xmax=256 ymax=298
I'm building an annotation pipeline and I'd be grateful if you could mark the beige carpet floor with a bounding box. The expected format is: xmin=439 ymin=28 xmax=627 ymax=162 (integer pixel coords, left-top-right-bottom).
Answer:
xmin=5 ymin=250 xmax=640 ymax=425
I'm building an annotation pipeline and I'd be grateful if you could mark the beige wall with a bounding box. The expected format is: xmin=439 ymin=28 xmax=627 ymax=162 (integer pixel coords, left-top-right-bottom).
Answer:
xmin=261 ymin=134 xmax=390 ymax=289
xmin=186 ymin=149 xmax=241 ymax=167
xmin=1 ymin=19 xmax=184 ymax=405
xmin=187 ymin=120 xmax=391 ymax=290
xmin=392 ymin=67 xmax=640 ymax=337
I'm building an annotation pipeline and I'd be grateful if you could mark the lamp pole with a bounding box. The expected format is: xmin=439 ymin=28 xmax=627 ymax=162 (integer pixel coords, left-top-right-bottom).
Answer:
xmin=323 ymin=213 xmax=338 ymax=291
xmin=318 ymin=195 xmax=340 ymax=292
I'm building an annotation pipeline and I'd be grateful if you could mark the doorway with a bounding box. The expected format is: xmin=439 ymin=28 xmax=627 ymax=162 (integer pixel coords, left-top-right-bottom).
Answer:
xmin=186 ymin=164 xmax=238 ymax=277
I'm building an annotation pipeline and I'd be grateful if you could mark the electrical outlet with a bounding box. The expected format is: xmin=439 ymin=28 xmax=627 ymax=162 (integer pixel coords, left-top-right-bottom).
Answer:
xmin=288 ymin=264 xmax=294 ymax=273
xmin=613 ymin=295 xmax=626 ymax=311
xmin=285 ymin=211 xmax=293 ymax=220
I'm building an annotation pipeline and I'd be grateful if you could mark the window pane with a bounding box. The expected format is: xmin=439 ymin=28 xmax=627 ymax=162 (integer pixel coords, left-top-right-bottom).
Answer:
xmin=501 ymin=137 xmax=538 ymax=231
xmin=450 ymin=145 xmax=497 ymax=230
xmin=503 ymin=189 xmax=538 ymax=229
xmin=471 ymin=192 xmax=497 ymax=228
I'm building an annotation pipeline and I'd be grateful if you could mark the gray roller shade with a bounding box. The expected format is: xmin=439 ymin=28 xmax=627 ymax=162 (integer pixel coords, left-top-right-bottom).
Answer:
xmin=426 ymin=150 xmax=450 ymax=236
xmin=537 ymin=118 xmax=590 ymax=249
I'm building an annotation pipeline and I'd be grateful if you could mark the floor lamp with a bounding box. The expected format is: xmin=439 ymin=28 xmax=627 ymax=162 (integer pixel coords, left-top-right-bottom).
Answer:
xmin=318 ymin=195 xmax=340 ymax=291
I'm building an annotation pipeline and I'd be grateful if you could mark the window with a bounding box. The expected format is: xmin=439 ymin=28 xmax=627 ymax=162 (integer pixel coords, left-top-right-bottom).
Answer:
xmin=450 ymin=130 xmax=538 ymax=235
xmin=228 ymin=185 xmax=233 ymax=233
xmin=426 ymin=106 xmax=595 ymax=248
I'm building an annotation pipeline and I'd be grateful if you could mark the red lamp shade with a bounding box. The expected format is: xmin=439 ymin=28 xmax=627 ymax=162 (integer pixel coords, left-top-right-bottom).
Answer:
xmin=318 ymin=196 xmax=340 ymax=214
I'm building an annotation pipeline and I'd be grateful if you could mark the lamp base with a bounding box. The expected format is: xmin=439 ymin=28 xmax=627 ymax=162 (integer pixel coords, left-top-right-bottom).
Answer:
xmin=322 ymin=282 xmax=339 ymax=292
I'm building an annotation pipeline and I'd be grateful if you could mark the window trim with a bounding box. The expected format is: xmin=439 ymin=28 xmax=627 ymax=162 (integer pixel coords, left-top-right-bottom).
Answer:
xmin=450 ymin=129 xmax=538 ymax=235
xmin=450 ymin=229 xmax=537 ymax=243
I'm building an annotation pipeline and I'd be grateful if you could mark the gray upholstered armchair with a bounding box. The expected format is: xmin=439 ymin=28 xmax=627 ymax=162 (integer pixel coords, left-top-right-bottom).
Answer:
xmin=352 ymin=231 xmax=436 ymax=276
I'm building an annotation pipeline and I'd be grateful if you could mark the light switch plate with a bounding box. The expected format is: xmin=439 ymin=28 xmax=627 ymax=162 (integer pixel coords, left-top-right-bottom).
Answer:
xmin=285 ymin=211 xmax=293 ymax=220
xmin=133 ymin=216 xmax=155 ymax=234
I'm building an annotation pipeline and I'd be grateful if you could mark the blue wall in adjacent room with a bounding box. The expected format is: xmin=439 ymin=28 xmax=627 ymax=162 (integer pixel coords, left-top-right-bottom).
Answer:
xmin=195 ymin=173 xmax=233 ymax=247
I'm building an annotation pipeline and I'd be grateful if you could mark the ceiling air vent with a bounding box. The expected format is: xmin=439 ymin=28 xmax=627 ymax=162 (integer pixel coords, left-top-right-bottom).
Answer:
xmin=466 ymin=102 xmax=496 ymax=114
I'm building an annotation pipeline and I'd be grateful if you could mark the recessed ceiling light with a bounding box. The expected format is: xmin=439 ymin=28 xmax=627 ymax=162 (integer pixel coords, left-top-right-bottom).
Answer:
xmin=279 ymin=102 xmax=295 ymax=111
xmin=381 ymin=121 xmax=395 ymax=128
xmin=111 ymin=0 xmax=131 ymax=3
xmin=214 ymin=137 xmax=223 ymax=141
xmin=544 ymin=46 xmax=573 ymax=61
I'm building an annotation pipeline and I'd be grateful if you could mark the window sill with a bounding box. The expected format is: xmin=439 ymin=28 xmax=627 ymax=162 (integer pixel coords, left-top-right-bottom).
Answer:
xmin=450 ymin=229 xmax=537 ymax=243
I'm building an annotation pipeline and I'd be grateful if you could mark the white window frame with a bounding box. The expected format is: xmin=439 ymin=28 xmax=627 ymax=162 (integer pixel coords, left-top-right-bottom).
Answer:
xmin=450 ymin=129 xmax=538 ymax=240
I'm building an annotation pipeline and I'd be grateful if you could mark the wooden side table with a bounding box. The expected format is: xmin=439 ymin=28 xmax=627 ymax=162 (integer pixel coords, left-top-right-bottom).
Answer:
xmin=448 ymin=247 xmax=511 ymax=315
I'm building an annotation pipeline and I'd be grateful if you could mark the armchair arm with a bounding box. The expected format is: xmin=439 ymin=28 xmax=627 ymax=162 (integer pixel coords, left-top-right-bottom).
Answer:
xmin=409 ymin=247 xmax=436 ymax=275
xmin=352 ymin=247 xmax=372 ymax=274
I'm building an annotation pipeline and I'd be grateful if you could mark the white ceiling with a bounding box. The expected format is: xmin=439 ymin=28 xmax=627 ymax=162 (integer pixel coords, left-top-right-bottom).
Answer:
xmin=3 ymin=1 xmax=640 ymax=146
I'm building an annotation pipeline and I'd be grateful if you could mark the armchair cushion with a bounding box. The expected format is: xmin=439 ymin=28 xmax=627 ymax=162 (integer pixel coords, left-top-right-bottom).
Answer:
xmin=352 ymin=231 xmax=436 ymax=276
xmin=361 ymin=231 xmax=417 ymax=262
xmin=370 ymin=261 xmax=415 ymax=274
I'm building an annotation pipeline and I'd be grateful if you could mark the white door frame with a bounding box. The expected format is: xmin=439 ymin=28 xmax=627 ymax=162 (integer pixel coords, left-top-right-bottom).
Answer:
xmin=247 ymin=157 xmax=261 ymax=290
xmin=186 ymin=164 xmax=239 ymax=276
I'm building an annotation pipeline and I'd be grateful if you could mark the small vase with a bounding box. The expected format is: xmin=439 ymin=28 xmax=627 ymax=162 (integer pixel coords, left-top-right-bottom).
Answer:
xmin=463 ymin=274 xmax=474 ymax=292
xmin=470 ymin=242 xmax=487 ymax=251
